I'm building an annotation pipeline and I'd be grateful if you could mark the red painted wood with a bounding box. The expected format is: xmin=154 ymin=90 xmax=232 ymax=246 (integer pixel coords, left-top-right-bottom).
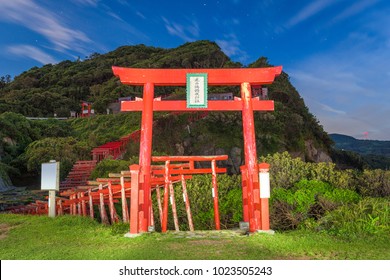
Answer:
xmin=88 ymin=189 xmax=94 ymax=219
xmin=181 ymin=174 xmax=194 ymax=231
xmin=152 ymin=155 xmax=228 ymax=162
xmin=129 ymin=165 xmax=140 ymax=234
xmin=152 ymin=167 xmax=226 ymax=176
xmin=162 ymin=160 xmax=170 ymax=233
xmin=120 ymin=176 xmax=129 ymax=223
xmin=112 ymin=66 xmax=282 ymax=86
xmin=211 ymin=160 xmax=220 ymax=230
xmin=80 ymin=192 xmax=87 ymax=217
xmin=155 ymin=186 xmax=163 ymax=225
xmin=138 ymin=82 xmax=154 ymax=233
xmin=108 ymin=182 xmax=119 ymax=224
xmin=240 ymin=166 xmax=249 ymax=223
xmin=241 ymin=82 xmax=259 ymax=232
xmin=121 ymin=99 xmax=274 ymax=112
xmin=169 ymin=181 xmax=180 ymax=232
xmin=99 ymin=184 xmax=110 ymax=225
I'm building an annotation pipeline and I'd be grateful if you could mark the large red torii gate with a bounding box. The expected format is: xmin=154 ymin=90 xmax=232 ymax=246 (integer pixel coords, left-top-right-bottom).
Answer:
xmin=112 ymin=66 xmax=282 ymax=234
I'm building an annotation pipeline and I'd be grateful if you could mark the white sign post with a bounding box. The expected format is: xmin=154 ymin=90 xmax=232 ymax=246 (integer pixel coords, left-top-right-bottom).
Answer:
xmin=41 ymin=160 xmax=60 ymax=218
xmin=259 ymin=163 xmax=270 ymax=198
xmin=186 ymin=73 xmax=208 ymax=108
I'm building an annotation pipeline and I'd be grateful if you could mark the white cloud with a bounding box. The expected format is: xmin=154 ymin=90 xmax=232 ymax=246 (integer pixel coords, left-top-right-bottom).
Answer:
xmin=0 ymin=0 xmax=91 ymax=52
xmin=216 ymin=34 xmax=249 ymax=62
xmin=286 ymin=0 xmax=337 ymax=28
xmin=71 ymin=0 xmax=99 ymax=6
xmin=162 ymin=17 xmax=199 ymax=42
xmin=320 ymin=103 xmax=346 ymax=115
xmin=107 ymin=11 xmax=124 ymax=22
xmin=136 ymin=11 xmax=146 ymax=20
xmin=330 ymin=0 xmax=379 ymax=24
xmin=7 ymin=45 xmax=57 ymax=65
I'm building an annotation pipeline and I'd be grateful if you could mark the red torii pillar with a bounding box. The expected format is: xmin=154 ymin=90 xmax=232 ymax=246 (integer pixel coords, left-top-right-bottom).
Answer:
xmin=112 ymin=66 xmax=282 ymax=234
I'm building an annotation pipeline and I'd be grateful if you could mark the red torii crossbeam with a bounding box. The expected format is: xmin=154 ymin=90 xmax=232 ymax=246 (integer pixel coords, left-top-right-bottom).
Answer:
xmin=112 ymin=66 xmax=282 ymax=234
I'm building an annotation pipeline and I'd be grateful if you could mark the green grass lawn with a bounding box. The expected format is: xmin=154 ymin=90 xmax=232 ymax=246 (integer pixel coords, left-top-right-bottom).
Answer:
xmin=0 ymin=214 xmax=389 ymax=260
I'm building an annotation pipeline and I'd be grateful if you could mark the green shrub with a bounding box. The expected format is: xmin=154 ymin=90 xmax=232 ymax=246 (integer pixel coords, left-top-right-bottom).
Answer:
xmin=270 ymin=180 xmax=361 ymax=231
xmin=319 ymin=198 xmax=390 ymax=237
xmin=90 ymin=159 xmax=137 ymax=179
xmin=260 ymin=152 xmax=358 ymax=191
xmin=357 ymin=169 xmax=390 ymax=197
xmin=260 ymin=152 xmax=308 ymax=189
xmin=24 ymin=137 xmax=90 ymax=180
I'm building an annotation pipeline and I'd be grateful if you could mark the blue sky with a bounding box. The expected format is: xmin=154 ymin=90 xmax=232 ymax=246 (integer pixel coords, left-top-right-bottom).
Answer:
xmin=0 ymin=0 xmax=389 ymax=140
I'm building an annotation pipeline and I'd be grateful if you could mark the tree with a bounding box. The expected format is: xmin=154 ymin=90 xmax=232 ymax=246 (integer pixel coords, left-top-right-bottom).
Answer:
xmin=24 ymin=137 xmax=90 ymax=179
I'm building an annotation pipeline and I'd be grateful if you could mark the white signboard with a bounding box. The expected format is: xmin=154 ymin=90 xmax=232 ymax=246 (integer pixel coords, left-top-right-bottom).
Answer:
xmin=41 ymin=161 xmax=60 ymax=191
xmin=186 ymin=73 xmax=208 ymax=108
xmin=259 ymin=172 xmax=270 ymax=198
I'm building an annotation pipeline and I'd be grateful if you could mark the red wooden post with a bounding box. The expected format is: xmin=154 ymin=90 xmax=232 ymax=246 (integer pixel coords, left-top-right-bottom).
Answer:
xmin=120 ymin=176 xmax=129 ymax=223
xmin=138 ymin=82 xmax=154 ymax=233
xmin=72 ymin=194 xmax=77 ymax=215
xmin=88 ymin=188 xmax=94 ymax=219
xmin=169 ymin=181 xmax=180 ymax=231
xmin=155 ymin=186 xmax=163 ymax=225
xmin=211 ymin=159 xmax=221 ymax=230
xmin=57 ymin=199 xmax=63 ymax=216
xmin=129 ymin=164 xmax=140 ymax=234
xmin=181 ymin=174 xmax=194 ymax=231
xmin=108 ymin=182 xmax=119 ymax=224
xmin=150 ymin=202 xmax=155 ymax=229
xmin=77 ymin=193 xmax=82 ymax=216
xmin=99 ymin=184 xmax=109 ymax=225
xmin=241 ymin=82 xmax=260 ymax=232
xmin=240 ymin=166 xmax=249 ymax=222
xmin=162 ymin=160 xmax=170 ymax=232
xmin=80 ymin=192 xmax=87 ymax=217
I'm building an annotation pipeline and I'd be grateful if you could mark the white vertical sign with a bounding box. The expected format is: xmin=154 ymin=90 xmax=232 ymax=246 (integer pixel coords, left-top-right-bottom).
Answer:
xmin=259 ymin=172 xmax=270 ymax=198
xmin=41 ymin=161 xmax=60 ymax=191
xmin=186 ymin=73 xmax=208 ymax=108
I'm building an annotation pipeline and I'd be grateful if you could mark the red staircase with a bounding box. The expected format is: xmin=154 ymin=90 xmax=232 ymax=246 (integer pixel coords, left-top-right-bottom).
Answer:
xmin=60 ymin=160 xmax=97 ymax=190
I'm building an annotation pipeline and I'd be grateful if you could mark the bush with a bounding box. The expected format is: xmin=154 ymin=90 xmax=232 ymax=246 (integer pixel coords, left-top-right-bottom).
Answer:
xmin=357 ymin=169 xmax=390 ymax=197
xmin=90 ymin=159 xmax=137 ymax=179
xmin=24 ymin=137 xmax=90 ymax=180
xmin=319 ymin=198 xmax=390 ymax=237
xmin=270 ymin=180 xmax=361 ymax=231
xmin=260 ymin=152 xmax=358 ymax=191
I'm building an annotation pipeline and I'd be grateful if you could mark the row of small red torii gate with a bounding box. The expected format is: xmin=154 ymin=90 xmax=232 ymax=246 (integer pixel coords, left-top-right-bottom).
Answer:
xmin=112 ymin=65 xmax=282 ymax=234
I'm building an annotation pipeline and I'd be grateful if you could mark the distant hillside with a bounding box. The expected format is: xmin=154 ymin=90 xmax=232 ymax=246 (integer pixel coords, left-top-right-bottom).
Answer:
xmin=330 ymin=133 xmax=390 ymax=169
xmin=330 ymin=134 xmax=390 ymax=157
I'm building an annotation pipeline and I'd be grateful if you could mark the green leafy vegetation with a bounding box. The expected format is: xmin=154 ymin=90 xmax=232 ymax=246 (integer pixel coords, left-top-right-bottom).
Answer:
xmin=90 ymin=159 xmax=137 ymax=179
xmin=24 ymin=137 xmax=90 ymax=180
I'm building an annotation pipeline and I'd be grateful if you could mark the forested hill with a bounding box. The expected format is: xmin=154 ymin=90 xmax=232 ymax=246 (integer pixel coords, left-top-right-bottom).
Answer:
xmin=330 ymin=134 xmax=390 ymax=157
xmin=0 ymin=40 xmax=332 ymax=163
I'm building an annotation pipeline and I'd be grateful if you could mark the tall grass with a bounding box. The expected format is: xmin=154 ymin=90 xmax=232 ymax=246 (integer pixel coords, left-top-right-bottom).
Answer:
xmin=319 ymin=198 xmax=390 ymax=237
